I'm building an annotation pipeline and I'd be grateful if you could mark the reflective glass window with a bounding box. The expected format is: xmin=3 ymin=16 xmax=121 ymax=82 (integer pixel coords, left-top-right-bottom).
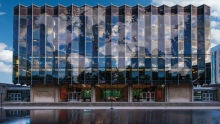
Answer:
xmin=152 ymin=16 xmax=158 ymax=28
xmin=158 ymin=42 xmax=165 ymax=55
xmin=46 ymin=28 xmax=53 ymax=41
xmin=19 ymin=55 xmax=26 ymax=68
xmin=53 ymin=29 xmax=58 ymax=42
xmin=165 ymin=55 xmax=171 ymax=68
xmin=178 ymin=55 xmax=184 ymax=68
xmin=92 ymin=42 xmax=98 ymax=55
xmin=26 ymin=42 xmax=32 ymax=55
xmin=73 ymin=16 xmax=80 ymax=28
xmin=112 ymin=42 xmax=118 ymax=55
xmin=125 ymin=29 xmax=131 ymax=41
xmin=205 ymin=16 xmax=210 ymax=28
xmin=105 ymin=55 xmax=111 ymax=68
xmin=158 ymin=16 xmax=164 ymax=29
xmin=86 ymin=29 xmax=92 ymax=41
xmin=112 ymin=29 xmax=118 ymax=42
xmin=139 ymin=29 xmax=144 ymax=41
xmin=165 ymin=41 xmax=171 ymax=54
xmin=145 ymin=70 xmax=152 ymax=80
xmin=99 ymin=16 xmax=105 ymax=28
xmin=19 ymin=42 xmax=26 ymax=54
xmin=27 ymin=16 xmax=32 ymax=28
xmin=165 ymin=28 xmax=171 ymax=41
xmin=33 ymin=16 xmax=40 ymax=28
xmin=119 ymin=69 xmax=125 ymax=81
xmin=125 ymin=55 xmax=131 ymax=68
xmin=145 ymin=55 xmax=151 ymax=68
xmin=178 ymin=16 xmax=184 ymax=28
xmin=14 ymin=16 xmax=19 ymax=28
xmin=132 ymin=70 xmax=138 ymax=81
xmin=40 ymin=56 xmax=45 ymax=68
xmin=152 ymin=29 xmax=158 ymax=41
xmin=40 ymin=42 xmax=45 ymax=54
xmin=13 ymin=29 xmax=19 ymax=41
xmin=19 ymin=29 xmax=27 ymax=41
xmin=184 ymin=15 xmax=191 ymax=29
xmin=86 ymin=16 xmax=93 ymax=28
xmin=197 ymin=42 xmax=205 ymax=54
xmin=131 ymin=58 xmax=138 ymax=68
xmin=205 ymin=29 xmax=211 ymax=41
xmin=71 ymin=54 xmax=79 ymax=68
xmin=139 ymin=16 xmax=145 ymax=28
xmin=40 ymin=29 xmax=45 ymax=41
xmin=171 ymin=55 xmax=178 ymax=68
xmin=158 ymin=29 xmax=164 ymax=42
xmin=20 ymin=16 xmax=27 ymax=28
xmin=125 ymin=16 xmax=132 ymax=28
xmin=59 ymin=55 xmax=66 ymax=67
xmin=145 ymin=42 xmax=151 ymax=54
xmin=171 ymin=42 xmax=178 ymax=55
xmin=198 ymin=55 xmax=205 ymax=67
xmin=145 ymin=15 xmax=151 ymax=28
xmin=192 ymin=16 xmax=197 ymax=28
xmin=79 ymin=29 xmax=85 ymax=42
xmin=158 ymin=56 xmax=165 ymax=67
xmin=152 ymin=68 xmax=158 ymax=80
xmin=184 ymin=55 xmax=191 ymax=68
xmin=59 ymin=42 xmax=66 ymax=54
xmin=33 ymin=29 xmax=40 ymax=41
xmin=171 ymin=15 xmax=178 ymax=28
xmin=165 ymin=16 xmax=170 ymax=28
xmin=112 ymin=16 xmax=118 ymax=28
xmin=53 ymin=55 xmax=58 ymax=68
xmin=184 ymin=29 xmax=191 ymax=41
xmin=184 ymin=42 xmax=191 ymax=54
xmin=33 ymin=55 xmax=40 ymax=67
xmin=72 ymin=42 xmax=79 ymax=54
xmin=197 ymin=15 xmax=204 ymax=29
xmin=192 ymin=29 xmax=197 ymax=41
xmin=171 ymin=29 xmax=178 ymax=41
xmin=33 ymin=42 xmax=39 ymax=54
xmin=112 ymin=55 xmax=118 ymax=68
xmin=59 ymin=29 xmax=66 ymax=41
xmin=152 ymin=56 xmax=158 ymax=68
xmin=46 ymin=55 xmax=53 ymax=68
xmin=99 ymin=55 xmax=105 ymax=67
xmin=198 ymin=68 xmax=205 ymax=80
xmin=86 ymin=42 xmax=92 ymax=54
xmin=178 ymin=29 xmax=184 ymax=41
xmin=73 ymin=29 xmax=79 ymax=41
xmin=99 ymin=29 xmax=105 ymax=41
xmin=152 ymin=42 xmax=158 ymax=55
xmin=99 ymin=42 xmax=105 ymax=55
xmin=192 ymin=55 xmax=197 ymax=66
xmin=79 ymin=55 xmax=85 ymax=68
xmin=79 ymin=42 xmax=85 ymax=54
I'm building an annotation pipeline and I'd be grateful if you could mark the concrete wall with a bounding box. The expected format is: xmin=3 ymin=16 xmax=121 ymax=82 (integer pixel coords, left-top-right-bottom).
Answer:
xmin=167 ymin=83 xmax=193 ymax=102
xmin=31 ymin=83 xmax=59 ymax=102
xmin=0 ymin=86 xmax=7 ymax=102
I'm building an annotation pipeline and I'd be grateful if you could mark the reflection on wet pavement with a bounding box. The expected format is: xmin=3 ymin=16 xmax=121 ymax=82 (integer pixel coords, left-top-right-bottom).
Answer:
xmin=0 ymin=109 xmax=220 ymax=124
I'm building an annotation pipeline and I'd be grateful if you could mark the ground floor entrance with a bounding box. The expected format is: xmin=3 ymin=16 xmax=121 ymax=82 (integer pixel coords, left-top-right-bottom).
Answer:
xmin=30 ymin=83 xmax=194 ymax=102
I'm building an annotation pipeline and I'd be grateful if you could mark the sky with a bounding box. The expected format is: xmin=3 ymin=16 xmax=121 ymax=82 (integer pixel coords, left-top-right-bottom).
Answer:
xmin=0 ymin=0 xmax=220 ymax=84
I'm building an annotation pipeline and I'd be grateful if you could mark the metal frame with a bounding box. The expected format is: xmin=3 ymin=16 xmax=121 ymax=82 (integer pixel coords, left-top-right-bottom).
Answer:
xmin=8 ymin=93 xmax=21 ymax=101
xmin=68 ymin=92 xmax=82 ymax=102
xmin=142 ymin=91 xmax=155 ymax=102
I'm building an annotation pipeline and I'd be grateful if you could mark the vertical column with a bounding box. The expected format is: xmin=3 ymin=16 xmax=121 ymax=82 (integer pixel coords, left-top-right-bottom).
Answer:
xmin=91 ymin=83 xmax=96 ymax=102
xmin=128 ymin=83 xmax=133 ymax=102
xmin=30 ymin=84 xmax=34 ymax=102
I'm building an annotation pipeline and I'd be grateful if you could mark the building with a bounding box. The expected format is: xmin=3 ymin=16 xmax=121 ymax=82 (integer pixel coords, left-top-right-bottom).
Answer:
xmin=13 ymin=4 xmax=211 ymax=102
xmin=0 ymin=83 xmax=30 ymax=101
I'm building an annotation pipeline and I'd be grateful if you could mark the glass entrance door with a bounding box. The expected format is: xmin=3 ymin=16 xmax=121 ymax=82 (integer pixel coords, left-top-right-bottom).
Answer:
xmin=68 ymin=92 xmax=82 ymax=102
xmin=8 ymin=93 xmax=21 ymax=101
xmin=142 ymin=92 xmax=155 ymax=102
xmin=203 ymin=93 xmax=213 ymax=101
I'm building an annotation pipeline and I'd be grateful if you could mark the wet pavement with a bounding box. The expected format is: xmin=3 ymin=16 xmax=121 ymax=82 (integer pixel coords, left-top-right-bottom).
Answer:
xmin=0 ymin=109 xmax=220 ymax=124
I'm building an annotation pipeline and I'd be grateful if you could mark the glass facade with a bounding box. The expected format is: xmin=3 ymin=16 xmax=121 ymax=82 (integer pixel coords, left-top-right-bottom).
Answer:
xmin=13 ymin=4 xmax=211 ymax=86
